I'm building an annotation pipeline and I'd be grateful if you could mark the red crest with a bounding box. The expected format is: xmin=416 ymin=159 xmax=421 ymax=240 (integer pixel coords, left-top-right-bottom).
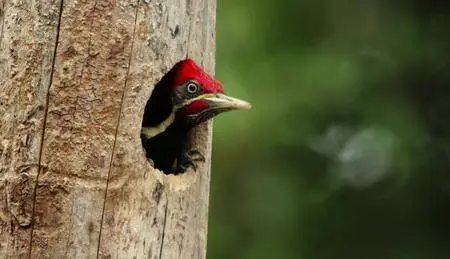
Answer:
xmin=173 ymin=59 xmax=224 ymax=93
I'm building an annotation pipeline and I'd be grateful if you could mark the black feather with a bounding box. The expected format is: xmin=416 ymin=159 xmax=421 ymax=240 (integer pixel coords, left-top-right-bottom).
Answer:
xmin=141 ymin=63 xmax=193 ymax=173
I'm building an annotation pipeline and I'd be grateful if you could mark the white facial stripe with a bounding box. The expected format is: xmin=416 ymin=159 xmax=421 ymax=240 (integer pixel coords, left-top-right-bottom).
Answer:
xmin=142 ymin=93 xmax=216 ymax=139
xmin=141 ymin=111 xmax=176 ymax=139
xmin=179 ymin=93 xmax=216 ymax=108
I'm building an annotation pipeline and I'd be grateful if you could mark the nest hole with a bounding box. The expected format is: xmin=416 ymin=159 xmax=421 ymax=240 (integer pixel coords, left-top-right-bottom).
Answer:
xmin=140 ymin=68 xmax=205 ymax=175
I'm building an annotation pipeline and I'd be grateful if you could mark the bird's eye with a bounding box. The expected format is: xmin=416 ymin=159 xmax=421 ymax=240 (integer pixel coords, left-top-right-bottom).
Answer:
xmin=186 ymin=81 xmax=199 ymax=94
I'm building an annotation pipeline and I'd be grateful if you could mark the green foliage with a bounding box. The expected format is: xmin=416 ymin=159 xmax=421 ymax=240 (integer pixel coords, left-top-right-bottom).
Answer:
xmin=209 ymin=0 xmax=450 ymax=258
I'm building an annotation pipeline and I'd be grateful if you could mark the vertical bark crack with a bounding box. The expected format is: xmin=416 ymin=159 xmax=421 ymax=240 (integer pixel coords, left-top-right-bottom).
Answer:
xmin=28 ymin=0 xmax=65 ymax=257
xmin=158 ymin=198 xmax=169 ymax=259
xmin=185 ymin=0 xmax=193 ymax=58
xmin=96 ymin=0 xmax=141 ymax=257
xmin=0 ymin=0 xmax=6 ymax=44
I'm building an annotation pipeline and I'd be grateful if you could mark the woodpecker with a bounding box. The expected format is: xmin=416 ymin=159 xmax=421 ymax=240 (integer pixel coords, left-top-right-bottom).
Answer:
xmin=141 ymin=59 xmax=251 ymax=174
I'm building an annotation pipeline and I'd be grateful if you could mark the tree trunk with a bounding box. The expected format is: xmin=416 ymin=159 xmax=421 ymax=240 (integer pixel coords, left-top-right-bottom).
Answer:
xmin=0 ymin=0 xmax=216 ymax=258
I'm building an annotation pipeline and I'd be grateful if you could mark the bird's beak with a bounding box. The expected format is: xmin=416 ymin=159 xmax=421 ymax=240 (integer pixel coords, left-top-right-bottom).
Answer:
xmin=202 ymin=93 xmax=252 ymax=111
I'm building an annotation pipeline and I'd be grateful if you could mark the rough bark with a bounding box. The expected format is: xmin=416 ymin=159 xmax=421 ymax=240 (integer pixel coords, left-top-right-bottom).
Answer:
xmin=0 ymin=0 xmax=216 ymax=258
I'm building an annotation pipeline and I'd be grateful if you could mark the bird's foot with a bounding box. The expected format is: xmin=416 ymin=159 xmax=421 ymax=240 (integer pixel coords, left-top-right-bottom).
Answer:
xmin=174 ymin=149 xmax=206 ymax=174
xmin=187 ymin=149 xmax=206 ymax=162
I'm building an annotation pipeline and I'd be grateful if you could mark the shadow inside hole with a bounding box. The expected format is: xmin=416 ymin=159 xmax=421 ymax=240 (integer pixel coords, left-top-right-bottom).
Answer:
xmin=140 ymin=63 xmax=204 ymax=175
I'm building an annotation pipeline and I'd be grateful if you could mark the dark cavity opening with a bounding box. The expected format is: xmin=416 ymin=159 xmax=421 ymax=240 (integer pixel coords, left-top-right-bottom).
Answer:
xmin=140 ymin=64 xmax=198 ymax=175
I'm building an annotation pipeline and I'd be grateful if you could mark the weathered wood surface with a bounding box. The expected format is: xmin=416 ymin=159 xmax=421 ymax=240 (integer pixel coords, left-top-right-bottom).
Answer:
xmin=0 ymin=0 xmax=216 ymax=258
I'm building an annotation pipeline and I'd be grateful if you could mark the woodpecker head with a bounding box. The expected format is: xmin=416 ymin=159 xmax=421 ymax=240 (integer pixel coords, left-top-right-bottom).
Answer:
xmin=169 ymin=59 xmax=251 ymax=125
xmin=141 ymin=59 xmax=251 ymax=139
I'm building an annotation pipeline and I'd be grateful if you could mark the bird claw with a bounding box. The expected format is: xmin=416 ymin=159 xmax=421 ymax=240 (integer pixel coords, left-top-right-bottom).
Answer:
xmin=174 ymin=149 xmax=206 ymax=174
xmin=187 ymin=149 xmax=206 ymax=162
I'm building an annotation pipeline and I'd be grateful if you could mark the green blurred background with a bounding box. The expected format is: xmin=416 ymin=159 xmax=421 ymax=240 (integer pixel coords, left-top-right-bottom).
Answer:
xmin=208 ymin=0 xmax=450 ymax=258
